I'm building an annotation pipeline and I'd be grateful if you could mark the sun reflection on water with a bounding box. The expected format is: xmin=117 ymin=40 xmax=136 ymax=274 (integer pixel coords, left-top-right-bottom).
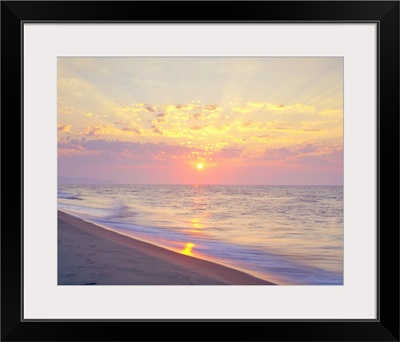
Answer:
xmin=190 ymin=218 xmax=202 ymax=228
xmin=181 ymin=242 xmax=196 ymax=256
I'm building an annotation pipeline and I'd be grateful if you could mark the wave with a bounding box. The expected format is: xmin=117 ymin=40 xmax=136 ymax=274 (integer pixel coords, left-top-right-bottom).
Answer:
xmin=58 ymin=189 xmax=82 ymax=200
xmin=57 ymin=184 xmax=343 ymax=285
xmin=104 ymin=199 xmax=138 ymax=220
xmin=86 ymin=214 xmax=342 ymax=285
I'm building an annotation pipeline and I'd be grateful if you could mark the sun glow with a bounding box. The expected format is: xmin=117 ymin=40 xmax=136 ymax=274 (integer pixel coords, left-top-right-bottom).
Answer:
xmin=197 ymin=163 xmax=204 ymax=170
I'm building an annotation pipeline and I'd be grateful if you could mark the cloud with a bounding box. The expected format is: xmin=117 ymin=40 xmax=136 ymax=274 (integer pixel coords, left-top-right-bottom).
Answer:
xmin=236 ymin=120 xmax=265 ymax=131
xmin=213 ymin=147 xmax=243 ymax=159
xmin=121 ymin=127 xmax=141 ymax=134
xmin=203 ymin=104 xmax=217 ymax=111
xmin=57 ymin=140 xmax=86 ymax=156
xmin=232 ymin=106 xmax=252 ymax=114
xmin=233 ymin=101 xmax=264 ymax=113
xmin=122 ymin=103 xmax=154 ymax=113
xmin=80 ymin=125 xmax=114 ymax=136
xmin=189 ymin=125 xmax=202 ymax=131
xmin=151 ymin=125 xmax=163 ymax=135
xmin=232 ymin=101 xmax=315 ymax=115
xmin=173 ymin=103 xmax=201 ymax=110
xmin=242 ymin=121 xmax=253 ymax=127
xmin=303 ymin=128 xmax=320 ymax=132
xmin=192 ymin=112 xmax=202 ymax=119
xmin=258 ymin=143 xmax=343 ymax=164
xmin=62 ymin=139 xmax=131 ymax=153
xmin=58 ymin=124 xmax=72 ymax=133
xmin=320 ymin=109 xmax=342 ymax=116
xmin=80 ymin=124 xmax=140 ymax=137
xmin=58 ymin=141 xmax=84 ymax=150
xmin=201 ymin=105 xmax=222 ymax=116
xmin=297 ymin=144 xmax=319 ymax=153
xmin=58 ymin=139 xmax=204 ymax=163
xmin=162 ymin=103 xmax=198 ymax=113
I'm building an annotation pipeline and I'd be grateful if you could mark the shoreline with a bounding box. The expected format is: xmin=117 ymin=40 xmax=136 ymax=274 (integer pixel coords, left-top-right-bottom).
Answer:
xmin=58 ymin=210 xmax=274 ymax=285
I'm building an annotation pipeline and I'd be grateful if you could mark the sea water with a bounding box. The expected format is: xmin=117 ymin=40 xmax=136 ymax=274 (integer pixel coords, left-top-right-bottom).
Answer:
xmin=58 ymin=184 xmax=343 ymax=285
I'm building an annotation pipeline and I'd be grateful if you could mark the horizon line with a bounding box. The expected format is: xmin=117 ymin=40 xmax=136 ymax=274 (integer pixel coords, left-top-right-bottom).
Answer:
xmin=58 ymin=182 xmax=344 ymax=187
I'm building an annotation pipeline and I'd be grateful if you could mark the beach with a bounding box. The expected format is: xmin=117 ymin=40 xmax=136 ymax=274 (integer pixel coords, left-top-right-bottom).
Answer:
xmin=57 ymin=57 xmax=344 ymax=286
xmin=58 ymin=210 xmax=273 ymax=285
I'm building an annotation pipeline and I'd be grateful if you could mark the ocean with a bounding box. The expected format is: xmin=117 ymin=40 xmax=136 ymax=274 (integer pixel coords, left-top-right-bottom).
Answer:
xmin=58 ymin=184 xmax=343 ymax=285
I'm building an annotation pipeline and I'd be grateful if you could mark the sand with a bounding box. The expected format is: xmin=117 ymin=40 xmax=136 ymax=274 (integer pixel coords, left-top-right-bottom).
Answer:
xmin=58 ymin=211 xmax=273 ymax=285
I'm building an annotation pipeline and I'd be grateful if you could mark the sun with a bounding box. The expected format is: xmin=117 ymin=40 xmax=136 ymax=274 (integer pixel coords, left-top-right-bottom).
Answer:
xmin=197 ymin=163 xmax=204 ymax=170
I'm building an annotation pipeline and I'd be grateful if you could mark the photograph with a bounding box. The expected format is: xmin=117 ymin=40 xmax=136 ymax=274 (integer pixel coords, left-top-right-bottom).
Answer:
xmin=57 ymin=57 xmax=344 ymax=286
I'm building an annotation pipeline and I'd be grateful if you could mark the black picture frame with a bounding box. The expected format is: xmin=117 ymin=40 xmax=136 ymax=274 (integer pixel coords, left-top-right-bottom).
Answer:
xmin=1 ymin=1 xmax=399 ymax=341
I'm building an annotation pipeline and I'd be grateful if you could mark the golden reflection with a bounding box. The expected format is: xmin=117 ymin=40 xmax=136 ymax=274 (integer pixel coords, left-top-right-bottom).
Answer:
xmin=190 ymin=218 xmax=202 ymax=229
xmin=191 ymin=230 xmax=202 ymax=234
xmin=181 ymin=242 xmax=196 ymax=256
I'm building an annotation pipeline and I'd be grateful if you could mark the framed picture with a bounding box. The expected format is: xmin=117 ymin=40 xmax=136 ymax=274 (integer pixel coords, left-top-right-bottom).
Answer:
xmin=1 ymin=1 xmax=399 ymax=341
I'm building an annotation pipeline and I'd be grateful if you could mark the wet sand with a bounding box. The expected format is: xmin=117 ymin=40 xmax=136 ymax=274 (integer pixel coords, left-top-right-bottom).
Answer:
xmin=58 ymin=211 xmax=274 ymax=285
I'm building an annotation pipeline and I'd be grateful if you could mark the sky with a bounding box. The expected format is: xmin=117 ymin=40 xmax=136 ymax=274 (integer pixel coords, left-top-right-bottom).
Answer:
xmin=58 ymin=57 xmax=343 ymax=185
